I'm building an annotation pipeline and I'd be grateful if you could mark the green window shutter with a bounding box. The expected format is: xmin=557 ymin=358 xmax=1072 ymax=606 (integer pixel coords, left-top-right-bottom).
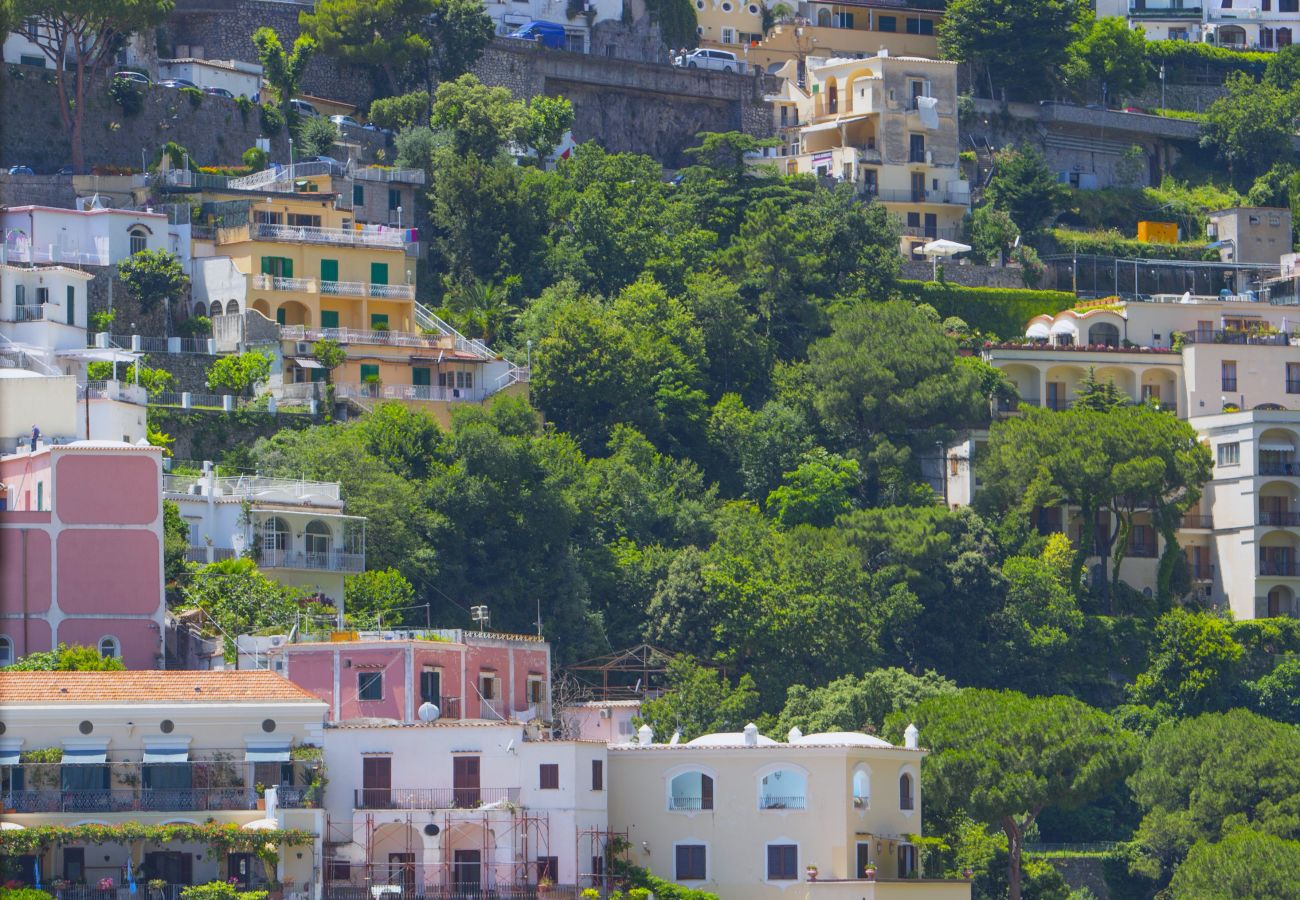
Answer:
xmin=260 ymin=257 xmax=274 ymax=275
xmin=311 ymin=368 xmax=328 ymax=382
xmin=370 ymin=313 xmax=389 ymax=329
xmin=370 ymin=263 xmax=388 ymax=285
xmin=413 ymin=367 xmax=431 ymax=386
xmin=353 ymin=184 xmax=364 ymax=206
xmin=321 ymin=310 xmax=339 ymax=328
xmin=361 ymin=364 xmax=379 ymax=381
xmin=320 ymin=259 xmax=338 ymax=282
xmin=282 ymin=257 xmax=293 ymax=278
xmin=276 ymin=307 xmax=286 ymax=325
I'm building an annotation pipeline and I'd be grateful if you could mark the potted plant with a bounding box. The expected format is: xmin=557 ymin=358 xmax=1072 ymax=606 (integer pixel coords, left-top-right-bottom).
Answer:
xmin=863 ymin=864 xmax=877 ymax=881
xmin=961 ymin=867 xmax=974 ymax=879
xmin=255 ymin=782 xmax=267 ymax=810
xmin=538 ymin=875 xmax=554 ymax=894
xmin=148 ymin=877 xmax=168 ymax=899
xmin=806 ymin=864 xmax=818 ymax=881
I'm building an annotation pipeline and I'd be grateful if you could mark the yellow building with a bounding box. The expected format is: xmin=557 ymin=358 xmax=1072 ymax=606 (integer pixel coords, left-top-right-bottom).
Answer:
xmin=757 ymin=52 xmax=969 ymax=257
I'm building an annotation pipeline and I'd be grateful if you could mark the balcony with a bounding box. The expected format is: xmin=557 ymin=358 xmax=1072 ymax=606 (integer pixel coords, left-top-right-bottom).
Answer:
xmin=1261 ymin=511 xmax=1300 ymax=527
xmin=759 ymin=794 xmax=808 ymax=810
xmin=1193 ymin=565 xmax=1216 ymax=581
xmin=281 ymin=325 xmax=438 ymax=349
xmin=1181 ymin=514 xmax=1214 ymax=529
xmin=1260 ymin=461 xmax=1300 ymax=476
xmin=668 ymin=795 xmax=712 ymax=811
xmin=253 ymin=222 xmax=406 ymax=248
xmin=335 ymin=382 xmax=493 ymax=404
xmin=369 ymin=282 xmax=415 ymax=299
xmin=260 ymin=548 xmax=365 ymax=573
xmin=1129 ymin=4 xmax=1202 ymax=16
xmin=79 ymin=380 xmax=148 ymax=405
xmin=353 ymin=787 xmax=519 ymax=810
xmin=870 ymin=187 xmax=966 ymax=205
xmin=2 ymin=787 xmax=264 ymax=813
xmin=252 ymin=274 xmax=316 ymax=293
xmin=1180 ymin=329 xmax=1292 ymax=346
xmin=1260 ymin=560 xmax=1300 ymax=576
xmin=319 ymin=280 xmax=367 ymax=297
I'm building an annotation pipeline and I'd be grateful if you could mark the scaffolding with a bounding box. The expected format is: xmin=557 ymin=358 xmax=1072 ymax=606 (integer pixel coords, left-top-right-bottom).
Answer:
xmin=576 ymin=828 xmax=629 ymax=894
xmin=561 ymin=644 xmax=683 ymax=702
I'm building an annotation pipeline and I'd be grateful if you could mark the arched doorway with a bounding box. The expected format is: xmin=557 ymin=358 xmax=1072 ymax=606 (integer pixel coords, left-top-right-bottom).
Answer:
xmin=371 ymin=823 xmax=422 ymax=893
xmin=1088 ymin=322 xmax=1121 ymax=348
xmin=209 ymin=300 xmax=223 ymax=317
xmin=226 ymin=299 xmax=240 ymax=315
xmin=251 ymin=299 xmax=271 ymax=319
xmin=277 ymin=300 xmax=310 ymax=327
xmin=1217 ymin=24 xmax=1247 ymax=47
xmin=1268 ymin=585 xmax=1295 ymax=618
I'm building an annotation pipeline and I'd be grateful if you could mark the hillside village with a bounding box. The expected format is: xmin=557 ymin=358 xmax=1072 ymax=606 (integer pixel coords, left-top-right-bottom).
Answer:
xmin=8 ymin=0 xmax=1300 ymax=898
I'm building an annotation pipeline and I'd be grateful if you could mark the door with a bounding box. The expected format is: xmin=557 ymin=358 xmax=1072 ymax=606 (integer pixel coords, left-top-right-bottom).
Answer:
xmin=63 ymin=848 xmax=85 ymax=882
xmin=228 ymin=852 xmax=260 ymax=888
xmin=1269 ymin=588 xmax=1287 ymax=617
xmin=911 ymin=171 xmax=925 ymax=201
xmin=1047 ymin=381 xmax=1065 ymax=411
xmin=144 ymin=851 xmax=193 ymax=885
xmin=923 ymin=213 xmax=937 ymax=238
xmin=388 ymin=853 xmax=415 ymax=892
xmin=370 ymin=262 xmax=388 ymax=285
xmin=420 ymin=667 xmax=440 ymax=703
xmin=362 ymin=756 xmax=392 ymax=809
xmin=856 ymin=843 xmax=871 ymax=880
xmin=453 ymin=755 xmax=480 ymax=808
xmin=453 ymin=850 xmax=481 ymax=889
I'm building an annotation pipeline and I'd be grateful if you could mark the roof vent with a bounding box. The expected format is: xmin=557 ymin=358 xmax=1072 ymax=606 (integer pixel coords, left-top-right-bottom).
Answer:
xmin=743 ymin=722 xmax=759 ymax=746
xmin=787 ymin=726 xmax=803 ymax=743
xmin=905 ymin=723 xmax=919 ymax=750
xmin=637 ymin=723 xmax=653 ymax=745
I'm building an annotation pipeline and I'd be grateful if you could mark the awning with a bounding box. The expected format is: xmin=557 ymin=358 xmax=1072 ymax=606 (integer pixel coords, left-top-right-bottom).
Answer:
xmin=143 ymin=746 xmax=190 ymax=764
xmin=62 ymin=747 xmax=107 ymax=765
xmin=0 ymin=748 xmax=19 ymax=766
xmin=1261 ymin=441 xmax=1295 ymax=452
xmin=57 ymin=348 xmax=139 ymax=363
xmin=0 ymin=822 xmax=24 ymax=831
xmin=1026 ymin=322 xmax=1052 ymax=339
xmin=242 ymin=818 xmax=279 ymax=831
xmin=291 ymin=357 xmax=324 ymax=369
xmin=801 ymin=115 xmax=871 ymax=134
xmin=245 ymin=745 xmax=291 ymax=763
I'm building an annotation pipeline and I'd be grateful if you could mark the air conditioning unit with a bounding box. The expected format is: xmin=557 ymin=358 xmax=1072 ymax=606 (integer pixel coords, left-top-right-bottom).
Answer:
xmin=296 ymin=341 xmax=312 ymax=355
xmin=599 ymin=708 xmax=611 ymax=719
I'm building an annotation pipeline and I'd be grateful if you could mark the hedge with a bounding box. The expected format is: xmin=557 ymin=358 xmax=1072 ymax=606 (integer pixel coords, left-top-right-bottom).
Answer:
xmin=0 ymin=822 xmax=314 ymax=856
xmin=895 ymin=281 xmax=1074 ymax=339
xmin=1044 ymin=229 xmax=1220 ymax=262
xmin=1145 ymin=41 xmax=1271 ymax=80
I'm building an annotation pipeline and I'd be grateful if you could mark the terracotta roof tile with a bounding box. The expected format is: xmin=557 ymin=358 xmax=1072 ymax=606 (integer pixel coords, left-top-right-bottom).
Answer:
xmin=0 ymin=671 xmax=324 ymax=705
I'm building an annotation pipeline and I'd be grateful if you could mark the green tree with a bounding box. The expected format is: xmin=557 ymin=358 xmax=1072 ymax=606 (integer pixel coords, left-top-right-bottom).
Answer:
xmin=182 ymin=558 xmax=304 ymax=660
xmin=985 ymin=146 xmax=1071 ymax=235
xmin=368 ymin=90 xmax=431 ymax=131
xmin=13 ymin=0 xmax=173 ymax=172
xmin=991 ymin=555 xmax=1084 ymax=689
xmin=1264 ymin=43 xmax=1300 ymax=91
xmin=1128 ymin=609 xmax=1243 ymax=717
xmin=1129 ymin=709 xmax=1300 ymax=881
xmin=938 ymin=0 xmax=1090 ymax=100
xmin=967 ymin=204 xmax=1019 ymax=265
xmin=1169 ymin=829 xmax=1300 ymax=900
xmin=117 ymin=250 xmax=189 ymax=316
xmin=420 ymin=0 xmax=495 ymax=84
xmin=775 ymin=668 xmax=957 ymax=736
xmin=892 ymin=689 xmax=1137 ymax=900
xmin=636 ymin=657 xmax=760 ymax=741
xmin=431 ymin=74 xmax=529 ymax=159
xmin=525 ymin=95 xmax=575 ymax=163
xmin=1246 ymin=657 xmax=1300 ymax=724
xmin=2 ymin=642 xmax=127 ymax=671
xmin=297 ymin=115 xmax=340 ymax=158
xmin=299 ymin=0 xmax=439 ymax=93
xmin=344 ymin=567 xmax=417 ymax=628
xmin=1201 ymin=71 xmax=1298 ymax=184
xmin=707 ymin=395 xmax=811 ymax=501
xmin=765 ymin=449 xmax=859 ymax=527
xmin=684 ymin=131 xmax=779 ymax=187
xmin=86 ymin=358 xmax=174 ymax=397
xmin=312 ymin=338 xmax=346 ymax=384
xmin=207 ymin=350 xmax=272 ymax=395
xmin=1063 ymin=17 xmax=1147 ymax=104
xmin=163 ymin=498 xmax=191 ymax=587
xmin=253 ymin=26 xmax=317 ymax=123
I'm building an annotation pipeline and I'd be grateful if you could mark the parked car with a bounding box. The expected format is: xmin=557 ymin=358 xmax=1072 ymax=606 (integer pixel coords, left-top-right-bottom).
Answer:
xmin=362 ymin=122 xmax=394 ymax=137
xmin=330 ymin=114 xmax=362 ymax=129
xmin=673 ymin=48 xmax=742 ymax=72
xmin=289 ymin=98 xmax=320 ymax=118
xmin=304 ymin=155 xmax=347 ymax=174
xmin=6 ymin=165 xmax=34 ymax=175
xmin=112 ymin=70 xmax=151 ymax=86
xmin=505 ymin=21 xmax=568 ymax=50
xmin=204 ymin=86 xmax=234 ymax=99
xmin=159 ymin=78 xmax=200 ymax=89
xmin=55 ymin=165 xmax=74 ymax=176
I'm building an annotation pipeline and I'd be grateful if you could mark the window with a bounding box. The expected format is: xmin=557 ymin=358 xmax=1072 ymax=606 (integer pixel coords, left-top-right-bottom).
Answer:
xmin=35 ymin=287 xmax=48 ymax=305
xmin=305 ymin=520 xmax=332 ymax=557
xmin=766 ymin=844 xmax=798 ymax=881
xmin=721 ymin=27 xmax=735 ymax=43
xmin=0 ymin=636 xmax=12 ymax=667
xmin=1129 ymin=524 xmax=1155 ymax=558
xmin=98 ymin=636 xmax=119 ymax=659
xmin=129 ymin=227 xmax=148 ymax=255
xmin=389 ymin=189 xmax=401 ymax=211
xmin=321 ymin=310 xmax=339 ymax=329
xmin=413 ymin=367 xmax=431 ymax=387
xmin=263 ymin=517 xmax=289 ymax=551
xmin=14 ymin=284 xmax=24 ymax=307
xmin=834 ymin=11 xmax=854 ymax=27
xmin=877 ymin=14 xmax=896 ymax=31
xmin=1222 ymin=360 xmax=1238 ymax=392
xmin=358 ymin=672 xmax=383 ymax=701
xmin=909 ymin=134 xmax=926 ymax=163
xmin=479 ymin=672 xmax=496 ymax=700
xmin=592 ymin=759 xmax=604 ymax=791
xmin=360 ymin=364 xmax=380 ymax=382
xmin=353 ymin=184 xmax=364 ymax=206
xmin=669 ymin=771 xmax=714 ymax=810
xmin=906 ymin=17 xmax=934 ymax=34
xmin=759 ymin=768 xmax=807 ymax=809
xmin=527 ymin=676 xmax=545 ymax=704
xmin=260 ymin=256 xmax=293 ymax=278
xmin=536 ymin=857 xmax=558 ymax=882
xmin=420 ymin=666 xmax=441 ymax=703
xmin=852 ymin=768 xmax=870 ymax=808
xmin=66 ymin=285 xmax=75 ymax=325
xmin=899 ymin=772 xmax=915 ymax=810
xmin=370 ymin=262 xmax=389 ymax=285
xmin=320 ymin=259 xmax=339 ymax=282
xmin=1287 ymin=362 xmax=1300 ymax=394
xmin=540 ymin=763 xmax=560 ymax=789
xmin=287 ymin=214 xmax=321 ymax=228
xmin=675 ymin=845 xmax=706 ymax=881
xmin=370 ymin=313 xmax=389 ymax=330
xmin=1218 ymin=442 xmax=1240 ymax=467
xmin=457 ymin=370 xmax=474 ymax=390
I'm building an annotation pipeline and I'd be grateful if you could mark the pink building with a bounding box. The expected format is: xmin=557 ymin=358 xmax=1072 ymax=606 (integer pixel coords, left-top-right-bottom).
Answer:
xmin=270 ymin=630 xmax=552 ymax=724
xmin=0 ymin=440 xmax=166 ymax=669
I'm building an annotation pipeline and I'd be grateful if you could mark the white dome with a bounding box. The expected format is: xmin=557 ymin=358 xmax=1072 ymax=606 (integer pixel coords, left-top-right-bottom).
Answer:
xmin=792 ymin=731 xmax=895 ymax=748
xmin=686 ymin=731 xmax=779 ymax=747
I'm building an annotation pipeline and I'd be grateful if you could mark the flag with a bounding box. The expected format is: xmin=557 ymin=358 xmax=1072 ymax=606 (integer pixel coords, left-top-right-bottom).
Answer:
xmin=128 ymin=857 xmax=137 ymax=895
xmin=33 ymin=857 xmax=40 ymax=889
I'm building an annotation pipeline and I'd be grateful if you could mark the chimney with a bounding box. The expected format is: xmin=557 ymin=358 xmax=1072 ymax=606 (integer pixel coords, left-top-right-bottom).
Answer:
xmin=743 ymin=722 xmax=759 ymax=746
xmin=905 ymin=723 xmax=919 ymax=750
xmin=637 ymin=723 xmax=654 ymax=745
xmin=787 ymin=726 xmax=803 ymax=742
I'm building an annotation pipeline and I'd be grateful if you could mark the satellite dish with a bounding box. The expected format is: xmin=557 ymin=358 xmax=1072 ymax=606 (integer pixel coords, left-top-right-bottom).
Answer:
xmin=417 ymin=702 xmax=441 ymax=722
xmin=423 ymin=823 xmax=440 ymax=836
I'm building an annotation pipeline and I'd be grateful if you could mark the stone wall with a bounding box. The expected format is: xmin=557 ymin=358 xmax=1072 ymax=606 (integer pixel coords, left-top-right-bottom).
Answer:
xmin=0 ymin=174 xmax=77 ymax=208
xmin=146 ymin=351 xmax=219 ymax=393
xmin=148 ymin=405 xmax=317 ymax=460
xmin=86 ymin=269 xmax=191 ymax=338
xmin=1130 ymin=83 xmax=1226 ymax=115
xmin=1046 ymin=857 xmax=1110 ymax=900
xmin=901 ymin=260 xmax=1027 ymax=289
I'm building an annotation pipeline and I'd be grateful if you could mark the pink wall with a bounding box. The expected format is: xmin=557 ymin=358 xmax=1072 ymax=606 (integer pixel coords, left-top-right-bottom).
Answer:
xmin=0 ymin=526 xmax=52 ymax=614
xmin=0 ymin=619 xmax=51 ymax=661
xmin=56 ymin=454 xmax=159 ymax=525
xmin=57 ymin=618 xmax=159 ymax=669
xmin=57 ymin=530 xmax=161 ymax=614
xmin=339 ymin=648 xmax=409 ymax=722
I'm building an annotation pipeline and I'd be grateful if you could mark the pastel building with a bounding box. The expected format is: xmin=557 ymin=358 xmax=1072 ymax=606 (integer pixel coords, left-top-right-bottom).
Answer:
xmin=741 ymin=1 xmax=944 ymax=70
xmin=607 ymin=723 xmax=969 ymax=900
xmin=945 ymin=292 xmax=1300 ymax=620
xmin=760 ymin=53 xmax=968 ymax=258
xmin=270 ymin=629 xmax=552 ymax=724
xmin=162 ymin=463 xmax=365 ymax=606
xmin=1 ymin=205 xmax=171 ymax=267
xmin=0 ymin=441 xmax=166 ymax=669
xmin=0 ymin=670 xmax=327 ymax=891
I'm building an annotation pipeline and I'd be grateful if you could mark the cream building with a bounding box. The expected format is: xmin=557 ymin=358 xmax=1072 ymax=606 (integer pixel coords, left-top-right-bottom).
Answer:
xmin=0 ymin=670 xmax=327 ymax=892
xmin=759 ymin=52 xmax=968 ymax=257
xmin=945 ymin=292 xmax=1300 ymax=620
xmin=607 ymin=722 xmax=970 ymax=900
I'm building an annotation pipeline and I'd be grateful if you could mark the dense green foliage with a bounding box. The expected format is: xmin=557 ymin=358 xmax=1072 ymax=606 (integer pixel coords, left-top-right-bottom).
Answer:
xmin=2 ymin=643 xmax=126 ymax=671
xmin=116 ymin=250 xmax=189 ymax=315
xmin=939 ymin=0 xmax=1090 ymax=99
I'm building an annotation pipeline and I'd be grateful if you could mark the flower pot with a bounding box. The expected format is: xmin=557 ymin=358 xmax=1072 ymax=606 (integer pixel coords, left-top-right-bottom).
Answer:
xmin=256 ymin=798 xmax=266 ymax=810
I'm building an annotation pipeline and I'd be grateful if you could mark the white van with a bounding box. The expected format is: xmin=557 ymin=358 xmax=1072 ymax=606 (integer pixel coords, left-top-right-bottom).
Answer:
xmin=674 ymin=48 xmax=744 ymax=72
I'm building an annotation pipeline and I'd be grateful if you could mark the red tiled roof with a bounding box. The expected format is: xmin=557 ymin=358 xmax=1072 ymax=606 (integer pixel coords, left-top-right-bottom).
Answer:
xmin=0 ymin=671 xmax=323 ymax=704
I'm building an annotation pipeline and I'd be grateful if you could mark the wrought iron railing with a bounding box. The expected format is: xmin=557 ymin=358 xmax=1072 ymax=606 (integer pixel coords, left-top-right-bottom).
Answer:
xmin=353 ymin=786 xmax=520 ymax=810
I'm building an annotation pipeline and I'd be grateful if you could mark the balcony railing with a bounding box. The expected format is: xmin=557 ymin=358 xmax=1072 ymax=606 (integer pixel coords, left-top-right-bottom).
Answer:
xmin=281 ymin=325 xmax=443 ymax=349
xmin=1261 ymin=511 xmax=1300 ymax=527
xmin=1180 ymin=329 xmax=1292 ymax=346
xmin=759 ymin=794 xmax=808 ymax=810
xmin=1181 ymin=514 xmax=1214 ymax=529
xmin=253 ymin=273 xmax=316 ymax=293
xmin=668 ymin=796 xmax=712 ymax=811
xmin=1129 ymin=5 xmax=1202 ymax=16
xmin=3 ymin=787 xmax=261 ymax=813
xmin=260 ymin=548 xmax=365 ymax=573
xmin=79 ymin=380 xmax=148 ymax=405
xmin=319 ymin=280 xmax=367 ymax=297
xmin=253 ymin=222 xmax=407 ymax=248
xmin=1192 ymin=565 xmax=1215 ymax=581
xmin=353 ymin=786 xmax=520 ymax=810
xmin=335 ymin=382 xmax=491 ymax=404
xmin=1260 ymin=560 xmax=1300 ymax=576
xmin=1128 ymin=542 xmax=1158 ymax=558
xmin=369 ymin=282 xmax=415 ymax=299
xmin=1260 ymin=461 xmax=1300 ymax=476
xmin=870 ymin=187 xmax=966 ymax=205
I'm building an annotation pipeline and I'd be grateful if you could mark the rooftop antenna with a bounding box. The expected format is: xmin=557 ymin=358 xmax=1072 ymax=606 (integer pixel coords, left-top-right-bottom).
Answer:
xmin=471 ymin=604 xmax=490 ymax=631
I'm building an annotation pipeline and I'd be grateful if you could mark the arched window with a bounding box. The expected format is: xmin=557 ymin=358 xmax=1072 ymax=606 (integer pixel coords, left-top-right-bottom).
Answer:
xmin=99 ymin=636 xmax=119 ymax=660
xmin=817 ymin=8 xmax=831 ymax=26
xmin=899 ymin=772 xmax=914 ymax=810
xmin=305 ymin=520 xmax=333 ymax=563
xmin=128 ymin=226 xmax=149 ymax=256
xmin=263 ymin=517 xmax=289 ymax=552
xmin=0 ymin=635 xmax=12 ymax=667
xmin=194 ymin=302 xmax=207 ymax=318
xmin=669 ymin=771 xmax=714 ymax=810
xmin=852 ymin=768 xmax=870 ymax=808
xmin=1088 ymin=322 xmax=1120 ymax=347
xmin=209 ymin=300 xmax=223 ymax=317
xmin=226 ymin=299 xmax=240 ymax=315
xmin=759 ymin=768 xmax=807 ymax=810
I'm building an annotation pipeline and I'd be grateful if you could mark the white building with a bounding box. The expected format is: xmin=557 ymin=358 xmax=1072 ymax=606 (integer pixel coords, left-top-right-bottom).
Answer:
xmin=162 ymin=464 xmax=366 ymax=606
xmin=1096 ymin=0 xmax=1300 ymax=50
xmin=488 ymin=0 xmax=623 ymax=53
xmin=320 ymin=720 xmax=609 ymax=893
xmin=1 ymin=205 xmax=170 ymax=268
xmin=158 ymin=57 xmax=263 ymax=99
xmin=607 ymin=723 xmax=969 ymax=900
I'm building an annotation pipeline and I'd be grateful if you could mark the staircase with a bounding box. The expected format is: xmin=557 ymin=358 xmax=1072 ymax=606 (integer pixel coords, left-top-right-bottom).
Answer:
xmin=969 ymin=136 xmax=996 ymax=205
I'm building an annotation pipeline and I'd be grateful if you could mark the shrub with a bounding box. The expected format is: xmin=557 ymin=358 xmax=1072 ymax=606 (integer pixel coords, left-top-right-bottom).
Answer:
xmin=109 ymin=76 xmax=144 ymax=117
xmin=180 ymin=86 xmax=204 ymax=108
xmin=894 ymin=281 xmax=1074 ymax=338
xmin=0 ymin=890 xmax=55 ymax=900
xmin=259 ymin=103 xmax=284 ymax=137
xmin=235 ymin=95 xmax=254 ymax=123
xmin=90 ymin=309 xmax=117 ymax=333
xmin=242 ymin=146 xmax=269 ymax=171
xmin=179 ymin=884 xmax=269 ymax=900
xmin=297 ymin=115 xmax=340 ymax=158
xmin=179 ymin=316 xmax=212 ymax=338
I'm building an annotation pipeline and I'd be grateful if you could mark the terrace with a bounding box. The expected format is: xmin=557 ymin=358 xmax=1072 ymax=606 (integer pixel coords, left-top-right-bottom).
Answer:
xmin=252 ymin=274 xmax=416 ymax=300
xmin=216 ymin=221 xmax=408 ymax=249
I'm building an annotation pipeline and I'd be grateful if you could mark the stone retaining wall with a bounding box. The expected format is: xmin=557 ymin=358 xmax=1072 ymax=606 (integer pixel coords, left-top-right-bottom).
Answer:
xmin=901 ymin=260 xmax=1027 ymax=289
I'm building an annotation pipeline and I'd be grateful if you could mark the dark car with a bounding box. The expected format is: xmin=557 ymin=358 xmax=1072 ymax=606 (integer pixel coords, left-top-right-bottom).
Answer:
xmin=159 ymin=78 xmax=200 ymax=90
xmin=204 ymin=86 xmax=235 ymax=99
xmin=55 ymin=165 xmax=75 ymax=176
xmin=6 ymin=165 xmax=34 ymax=175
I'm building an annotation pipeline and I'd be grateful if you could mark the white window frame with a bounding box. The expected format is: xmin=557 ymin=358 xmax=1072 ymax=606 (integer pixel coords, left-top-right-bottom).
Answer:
xmin=665 ymin=765 xmax=717 ymax=815
xmin=1218 ymin=442 xmax=1240 ymax=467
xmin=98 ymin=635 xmax=120 ymax=660
xmin=763 ymin=838 xmax=800 ymax=884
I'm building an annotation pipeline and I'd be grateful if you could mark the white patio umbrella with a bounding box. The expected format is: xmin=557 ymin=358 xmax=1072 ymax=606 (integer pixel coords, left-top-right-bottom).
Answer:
xmin=922 ymin=239 xmax=972 ymax=280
